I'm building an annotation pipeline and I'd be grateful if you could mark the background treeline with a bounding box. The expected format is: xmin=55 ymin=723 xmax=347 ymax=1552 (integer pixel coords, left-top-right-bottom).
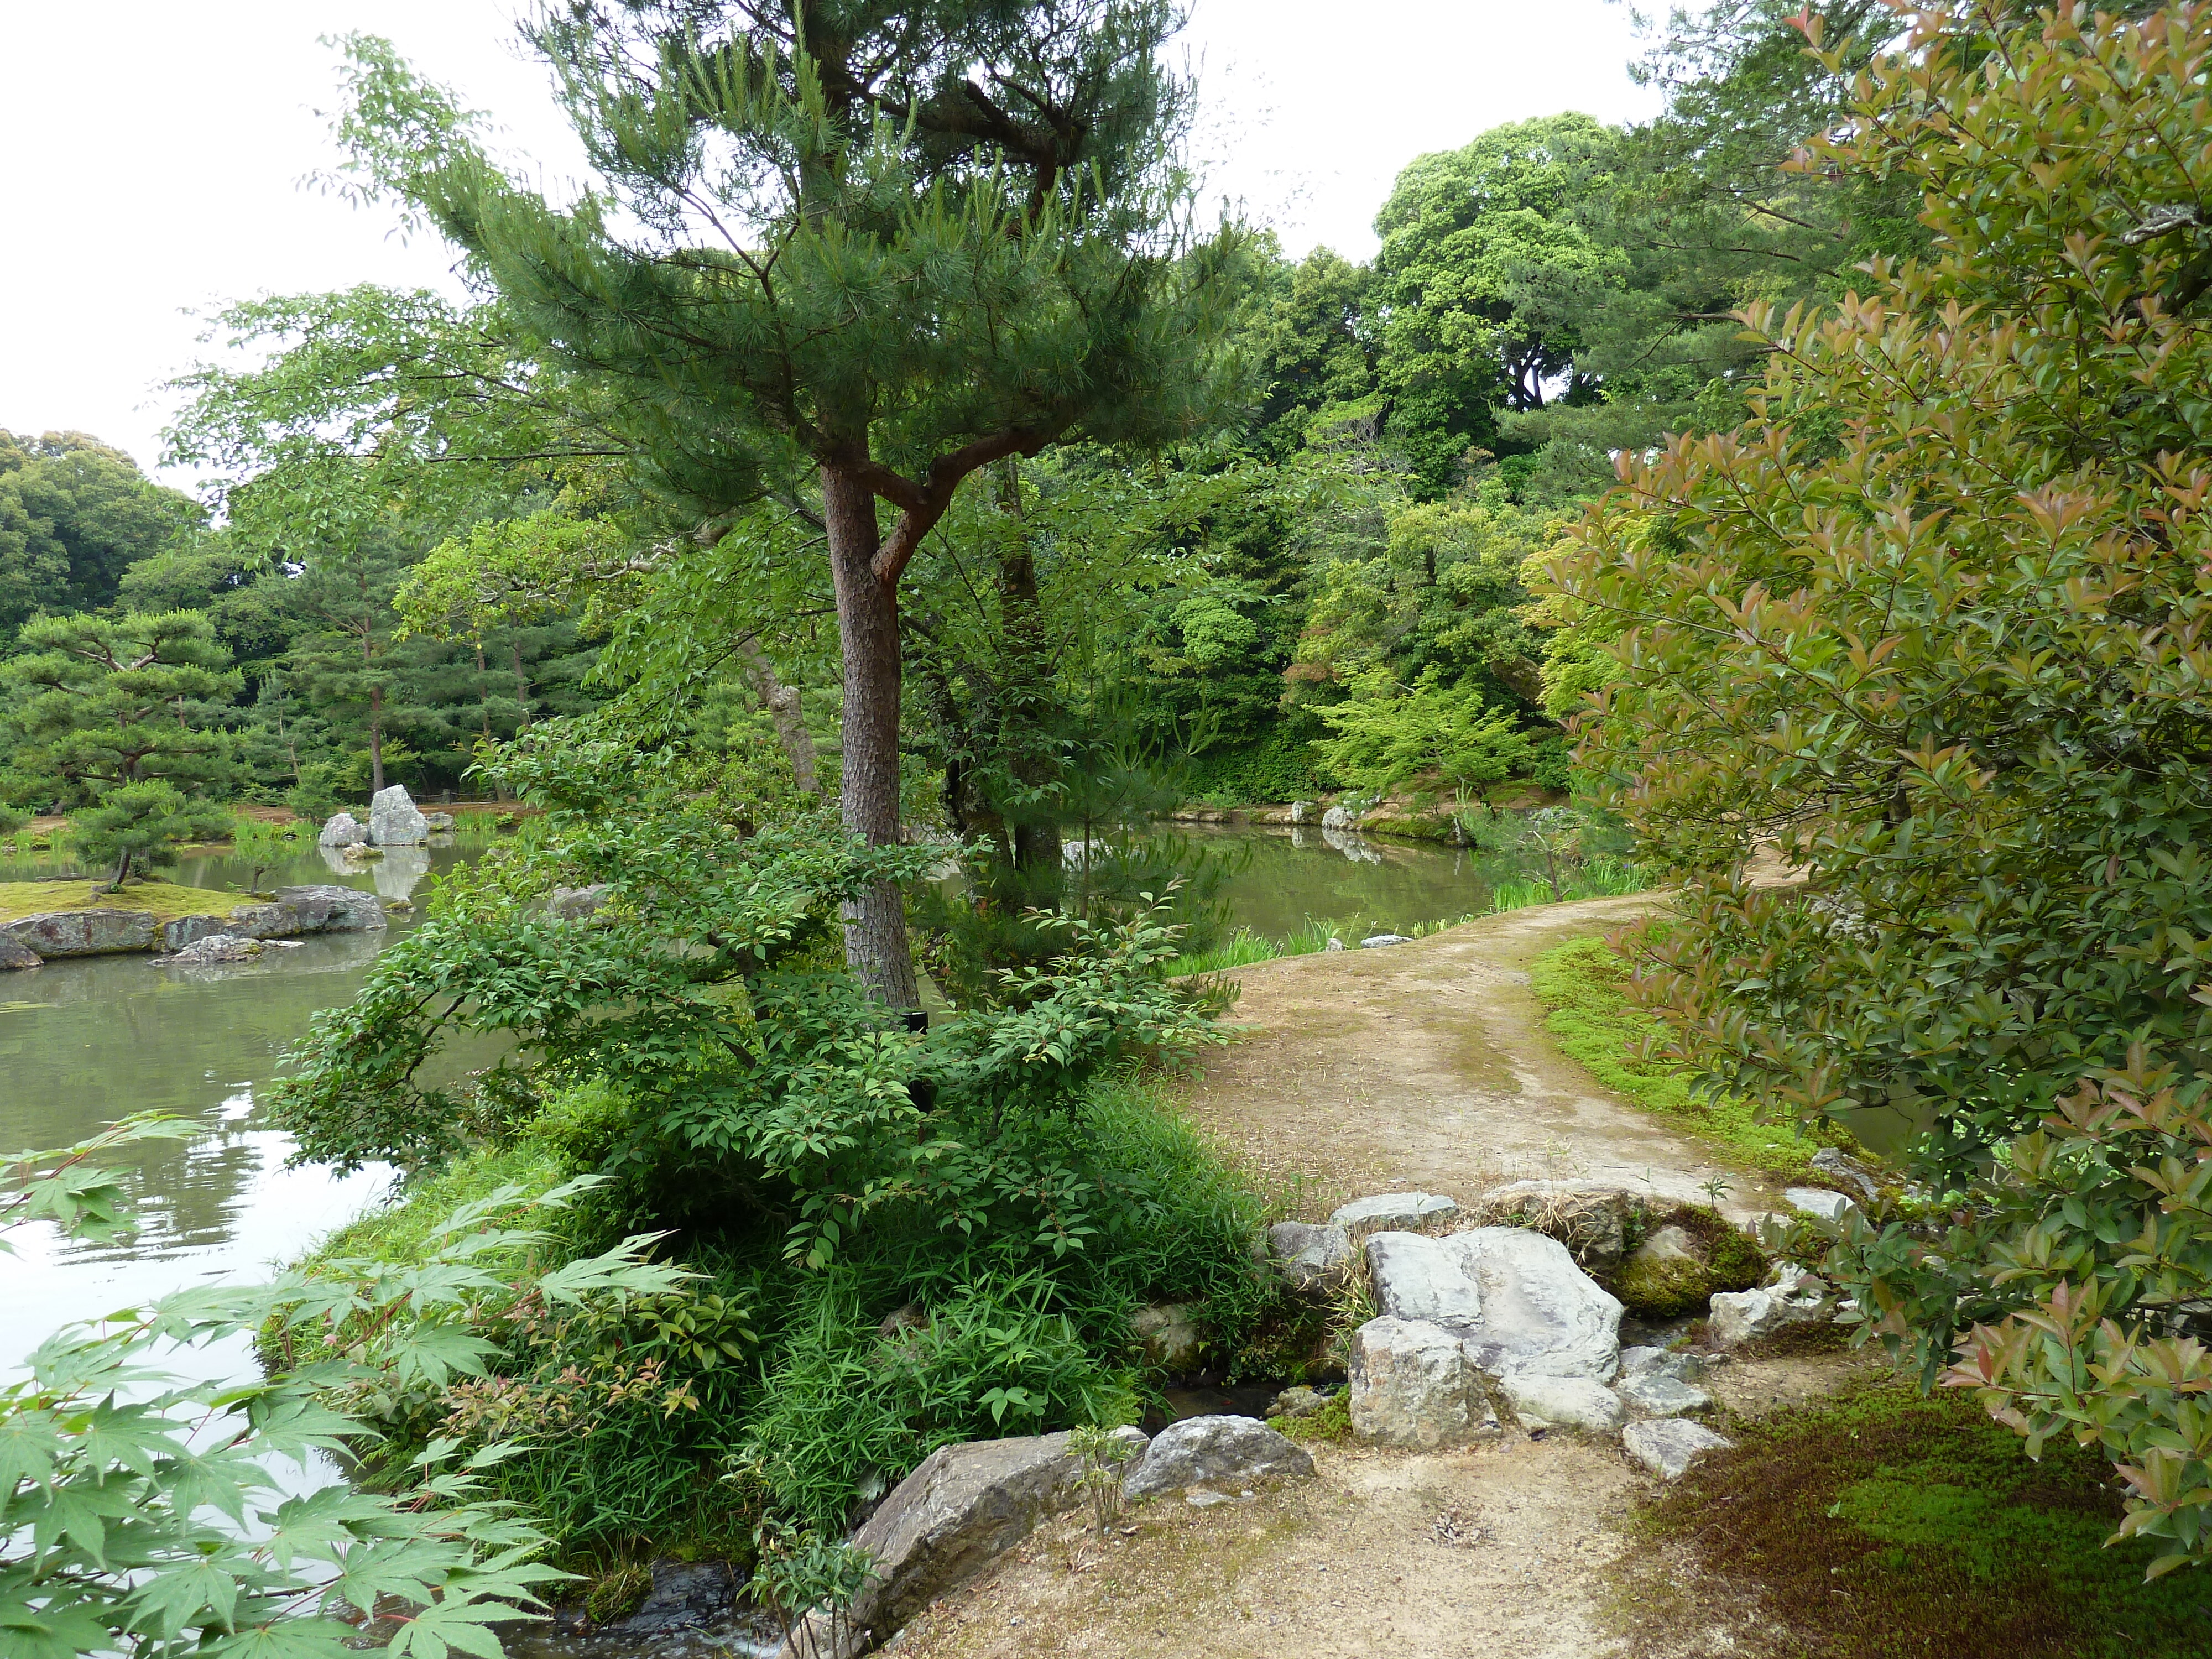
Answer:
xmin=0 ymin=0 xmax=1913 ymax=842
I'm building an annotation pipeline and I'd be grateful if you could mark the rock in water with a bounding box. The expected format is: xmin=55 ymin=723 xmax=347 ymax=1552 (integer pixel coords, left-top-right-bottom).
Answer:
xmin=1329 ymin=1192 xmax=1459 ymax=1239
xmin=421 ymin=810 xmax=456 ymax=831
xmin=153 ymin=933 xmax=264 ymax=965
xmin=1288 ymin=800 xmax=1316 ymax=825
xmin=0 ymin=933 xmax=42 ymax=969
xmin=367 ymin=784 xmax=429 ymax=847
xmin=318 ymin=812 xmax=367 ymax=849
xmin=1122 ymin=1415 xmax=1314 ymax=1503
xmin=268 ymin=885 xmax=388 ymax=933
xmin=1623 ymin=1418 xmax=1732 ymax=1480
xmin=1365 ymin=1227 xmax=1624 ymax=1382
xmin=2 ymin=909 xmax=158 ymax=958
xmin=596 ymin=1559 xmax=738 ymax=1638
xmin=1266 ymin=1220 xmax=1352 ymax=1288
xmin=1349 ymin=1317 xmax=1486 ymax=1448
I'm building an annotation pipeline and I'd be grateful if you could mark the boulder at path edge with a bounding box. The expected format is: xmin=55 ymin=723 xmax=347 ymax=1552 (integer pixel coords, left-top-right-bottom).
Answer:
xmin=842 ymin=1430 xmax=1095 ymax=1641
xmin=1785 ymin=1186 xmax=1856 ymax=1223
xmin=1348 ymin=1316 xmax=1490 ymax=1449
xmin=0 ymin=932 xmax=41 ymax=969
xmin=1123 ymin=1413 xmax=1314 ymax=1503
xmin=318 ymin=812 xmax=367 ymax=849
xmin=1623 ymin=1418 xmax=1732 ymax=1480
xmin=367 ymin=784 xmax=429 ymax=847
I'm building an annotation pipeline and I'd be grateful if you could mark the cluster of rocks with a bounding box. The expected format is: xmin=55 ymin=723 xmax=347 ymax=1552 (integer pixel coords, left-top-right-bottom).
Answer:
xmin=1 ymin=885 xmax=386 ymax=970
xmin=1257 ymin=1183 xmax=1866 ymax=1488
xmin=320 ymin=784 xmax=444 ymax=854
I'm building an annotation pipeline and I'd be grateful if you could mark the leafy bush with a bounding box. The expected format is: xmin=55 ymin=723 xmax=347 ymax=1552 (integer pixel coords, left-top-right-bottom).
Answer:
xmin=1550 ymin=6 xmax=2212 ymax=1571
xmin=1177 ymin=719 xmax=1322 ymax=804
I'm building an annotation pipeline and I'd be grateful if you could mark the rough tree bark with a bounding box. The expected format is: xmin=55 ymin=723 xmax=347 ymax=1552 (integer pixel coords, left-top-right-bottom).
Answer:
xmin=822 ymin=458 xmax=921 ymax=1009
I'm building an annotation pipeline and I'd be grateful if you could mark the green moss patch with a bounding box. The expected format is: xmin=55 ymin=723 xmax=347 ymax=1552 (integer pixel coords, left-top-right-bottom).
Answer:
xmin=1530 ymin=937 xmax=1838 ymax=1176
xmin=1629 ymin=1382 xmax=2206 ymax=1657
xmin=1610 ymin=1205 xmax=1766 ymax=1318
xmin=0 ymin=878 xmax=258 ymax=926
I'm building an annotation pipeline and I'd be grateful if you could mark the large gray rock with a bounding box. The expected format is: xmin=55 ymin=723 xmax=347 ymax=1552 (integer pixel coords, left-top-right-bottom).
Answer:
xmin=0 ymin=932 xmax=41 ymax=969
xmin=421 ymin=810 xmax=456 ymax=832
xmin=318 ymin=812 xmax=367 ymax=849
xmin=598 ymin=1558 xmax=738 ymax=1639
xmin=367 ymin=784 xmax=429 ymax=847
xmin=2 ymin=908 xmax=158 ymax=958
xmin=1365 ymin=1227 xmax=1623 ymax=1381
xmin=1471 ymin=1181 xmax=1637 ymax=1270
xmin=1267 ymin=1220 xmax=1352 ymax=1288
xmin=1349 ymin=1316 xmax=1487 ymax=1448
xmin=1330 ymin=1192 xmax=1458 ymax=1239
xmin=270 ymin=885 xmax=388 ymax=933
xmin=1708 ymin=1263 xmax=1833 ymax=1348
xmin=1288 ymin=800 xmax=1316 ymax=825
xmin=1321 ymin=805 xmax=1355 ymax=830
xmin=1123 ymin=1413 xmax=1314 ymax=1503
xmin=1495 ymin=1370 xmax=1624 ymax=1433
xmin=1617 ymin=1373 xmax=1713 ymax=1418
xmin=841 ymin=1432 xmax=1089 ymax=1641
xmin=1623 ymin=1418 xmax=1732 ymax=1481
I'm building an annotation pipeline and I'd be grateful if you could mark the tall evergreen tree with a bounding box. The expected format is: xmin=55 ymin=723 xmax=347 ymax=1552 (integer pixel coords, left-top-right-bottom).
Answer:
xmin=324 ymin=1 xmax=1245 ymax=1005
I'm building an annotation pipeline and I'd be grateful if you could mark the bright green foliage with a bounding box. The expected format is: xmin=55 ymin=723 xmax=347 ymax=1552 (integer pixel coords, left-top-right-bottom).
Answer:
xmin=70 ymin=782 xmax=233 ymax=893
xmin=0 ymin=431 xmax=202 ymax=633
xmin=1372 ymin=114 xmax=1625 ymax=497
xmin=1312 ymin=671 xmax=1532 ymax=812
xmin=1551 ymin=5 xmax=2212 ymax=1572
xmin=749 ymin=1521 xmax=875 ymax=1658
xmin=1 ymin=1117 xmax=695 ymax=1659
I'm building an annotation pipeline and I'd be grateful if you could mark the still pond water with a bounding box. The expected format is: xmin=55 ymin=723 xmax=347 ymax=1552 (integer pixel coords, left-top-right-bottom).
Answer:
xmin=0 ymin=826 xmax=1504 ymax=1378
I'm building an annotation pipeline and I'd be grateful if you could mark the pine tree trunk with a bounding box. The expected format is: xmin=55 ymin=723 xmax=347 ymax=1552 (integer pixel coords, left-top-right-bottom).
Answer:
xmin=510 ymin=640 xmax=532 ymax=729
xmin=823 ymin=457 xmax=920 ymax=1010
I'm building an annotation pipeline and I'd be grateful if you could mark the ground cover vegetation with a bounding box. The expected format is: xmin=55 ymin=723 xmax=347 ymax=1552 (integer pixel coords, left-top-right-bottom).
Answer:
xmin=1552 ymin=1 xmax=2212 ymax=1579
xmin=1625 ymin=1381 xmax=2207 ymax=1656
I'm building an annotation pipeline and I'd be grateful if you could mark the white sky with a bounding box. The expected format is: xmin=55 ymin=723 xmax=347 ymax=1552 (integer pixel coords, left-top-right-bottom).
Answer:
xmin=0 ymin=1 xmax=1664 ymax=490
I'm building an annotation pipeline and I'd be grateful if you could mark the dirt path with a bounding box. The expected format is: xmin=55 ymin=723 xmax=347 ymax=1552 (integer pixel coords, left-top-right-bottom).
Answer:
xmin=886 ymin=895 xmax=1844 ymax=1659
xmin=1176 ymin=895 xmax=1786 ymax=1220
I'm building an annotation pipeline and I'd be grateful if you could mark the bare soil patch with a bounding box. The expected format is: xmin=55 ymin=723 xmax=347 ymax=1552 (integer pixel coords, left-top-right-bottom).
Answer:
xmin=1173 ymin=895 xmax=1786 ymax=1220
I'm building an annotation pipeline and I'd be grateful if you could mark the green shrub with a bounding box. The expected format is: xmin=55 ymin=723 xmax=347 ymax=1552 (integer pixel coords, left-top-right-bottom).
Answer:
xmin=1180 ymin=720 xmax=1322 ymax=804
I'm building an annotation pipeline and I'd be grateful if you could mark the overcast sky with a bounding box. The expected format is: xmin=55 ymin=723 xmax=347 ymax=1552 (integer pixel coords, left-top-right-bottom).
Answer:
xmin=1 ymin=2 xmax=1665 ymax=489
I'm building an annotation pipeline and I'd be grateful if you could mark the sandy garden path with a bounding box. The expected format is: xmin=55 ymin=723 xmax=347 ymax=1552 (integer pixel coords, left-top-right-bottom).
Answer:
xmin=1175 ymin=894 xmax=1787 ymax=1222
xmin=881 ymin=894 xmax=1855 ymax=1659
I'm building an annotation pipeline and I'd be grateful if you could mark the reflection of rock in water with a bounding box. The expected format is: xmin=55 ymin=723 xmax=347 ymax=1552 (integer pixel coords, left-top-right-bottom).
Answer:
xmin=372 ymin=848 xmax=432 ymax=901
xmin=1060 ymin=837 xmax=1112 ymax=869
xmin=1322 ymin=826 xmax=1383 ymax=864
xmin=1290 ymin=826 xmax=1311 ymax=849
xmin=318 ymin=845 xmax=357 ymax=879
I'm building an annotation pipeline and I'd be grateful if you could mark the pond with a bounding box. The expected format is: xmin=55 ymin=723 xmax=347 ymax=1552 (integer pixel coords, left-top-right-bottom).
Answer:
xmin=0 ymin=825 xmax=1501 ymax=1380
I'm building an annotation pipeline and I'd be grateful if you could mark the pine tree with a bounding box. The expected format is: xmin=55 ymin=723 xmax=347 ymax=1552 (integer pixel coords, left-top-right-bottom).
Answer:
xmin=327 ymin=2 xmax=1245 ymax=1005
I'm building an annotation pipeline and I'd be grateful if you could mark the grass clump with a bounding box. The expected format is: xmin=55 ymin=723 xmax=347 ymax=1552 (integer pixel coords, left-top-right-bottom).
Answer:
xmin=1630 ymin=1381 xmax=2207 ymax=1657
xmin=1530 ymin=937 xmax=1838 ymax=1176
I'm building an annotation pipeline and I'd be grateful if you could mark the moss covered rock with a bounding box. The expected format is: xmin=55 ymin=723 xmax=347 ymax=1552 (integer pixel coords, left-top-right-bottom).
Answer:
xmin=1610 ymin=1206 xmax=1765 ymax=1319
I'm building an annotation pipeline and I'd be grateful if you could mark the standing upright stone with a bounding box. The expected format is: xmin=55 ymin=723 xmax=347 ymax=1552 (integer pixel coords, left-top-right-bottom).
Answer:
xmin=367 ymin=785 xmax=429 ymax=847
xmin=318 ymin=812 xmax=366 ymax=849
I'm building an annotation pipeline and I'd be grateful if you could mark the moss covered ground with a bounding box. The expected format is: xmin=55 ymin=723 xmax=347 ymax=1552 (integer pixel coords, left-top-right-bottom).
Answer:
xmin=0 ymin=878 xmax=257 ymax=925
xmin=1627 ymin=1381 xmax=2209 ymax=1657
xmin=1529 ymin=936 xmax=1837 ymax=1177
